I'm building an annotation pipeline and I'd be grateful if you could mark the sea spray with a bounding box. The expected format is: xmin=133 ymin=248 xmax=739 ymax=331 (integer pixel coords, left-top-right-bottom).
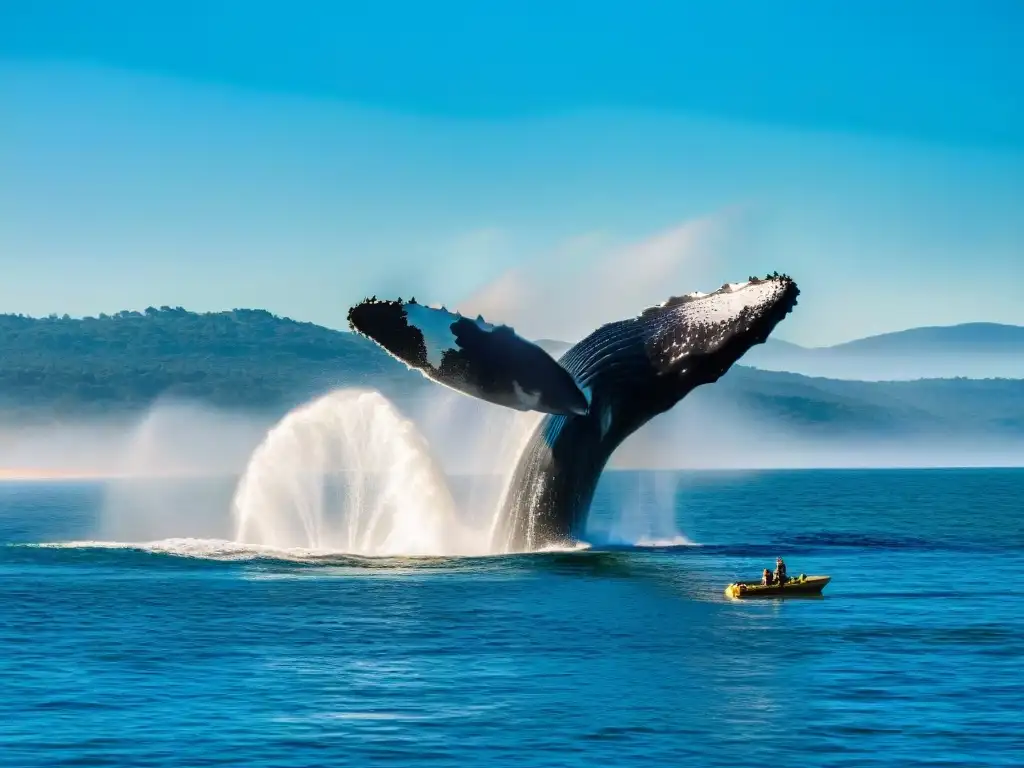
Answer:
xmin=95 ymin=386 xmax=687 ymax=558
xmin=586 ymin=470 xmax=693 ymax=547
xmin=99 ymin=401 xmax=269 ymax=541
xmin=231 ymin=389 xmax=490 ymax=556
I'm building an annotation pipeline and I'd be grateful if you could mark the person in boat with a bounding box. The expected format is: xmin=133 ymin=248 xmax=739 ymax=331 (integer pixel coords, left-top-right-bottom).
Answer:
xmin=761 ymin=568 xmax=773 ymax=586
xmin=774 ymin=557 xmax=788 ymax=585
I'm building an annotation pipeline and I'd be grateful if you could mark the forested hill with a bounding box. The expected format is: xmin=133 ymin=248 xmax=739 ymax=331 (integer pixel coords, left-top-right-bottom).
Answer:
xmin=1 ymin=309 xmax=1023 ymax=444
xmin=0 ymin=308 xmax=420 ymax=419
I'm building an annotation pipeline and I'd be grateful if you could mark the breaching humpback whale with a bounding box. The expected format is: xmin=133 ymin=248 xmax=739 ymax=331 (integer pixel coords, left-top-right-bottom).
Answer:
xmin=348 ymin=273 xmax=799 ymax=552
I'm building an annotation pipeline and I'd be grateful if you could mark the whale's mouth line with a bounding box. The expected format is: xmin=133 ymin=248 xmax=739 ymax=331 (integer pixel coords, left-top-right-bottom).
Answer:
xmin=346 ymin=273 xmax=800 ymax=552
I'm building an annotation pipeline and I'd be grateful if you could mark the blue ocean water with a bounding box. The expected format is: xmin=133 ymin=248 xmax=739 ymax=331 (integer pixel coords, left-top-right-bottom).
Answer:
xmin=1 ymin=468 xmax=1022 ymax=767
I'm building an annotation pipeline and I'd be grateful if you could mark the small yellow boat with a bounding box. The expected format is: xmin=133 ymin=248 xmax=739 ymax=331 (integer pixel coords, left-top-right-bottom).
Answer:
xmin=725 ymin=575 xmax=831 ymax=599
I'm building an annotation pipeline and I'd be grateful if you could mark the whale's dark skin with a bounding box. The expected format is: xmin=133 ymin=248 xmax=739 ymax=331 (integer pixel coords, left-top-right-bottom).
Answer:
xmin=490 ymin=274 xmax=800 ymax=552
xmin=349 ymin=274 xmax=799 ymax=552
xmin=347 ymin=298 xmax=588 ymax=416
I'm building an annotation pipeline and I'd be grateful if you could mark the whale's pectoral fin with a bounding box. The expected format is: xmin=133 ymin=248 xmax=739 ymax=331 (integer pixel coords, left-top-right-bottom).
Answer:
xmin=558 ymin=275 xmax=801 ymax=431
xmin=347 ymin=298 xmax=589 ymax=416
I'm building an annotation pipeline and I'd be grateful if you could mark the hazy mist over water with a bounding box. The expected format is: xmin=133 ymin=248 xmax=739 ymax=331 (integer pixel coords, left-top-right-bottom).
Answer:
xmin=1 ymin=385 xmax=1022 ymax=487
xmin=742 ymin=347 xmax=1024 ymax=382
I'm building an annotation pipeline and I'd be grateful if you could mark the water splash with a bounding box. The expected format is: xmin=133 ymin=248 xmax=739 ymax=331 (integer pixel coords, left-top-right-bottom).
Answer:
xmin=231 ymin=389 xmax=489 ymax=556
xmin=586 ymin=470 xmax=693 ymax=548
xmin=228 ymin=386 xmax=682 ymax=559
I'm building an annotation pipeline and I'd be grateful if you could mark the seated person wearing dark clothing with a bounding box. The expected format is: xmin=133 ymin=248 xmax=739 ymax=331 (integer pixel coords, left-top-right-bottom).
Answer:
xmin=774 ymin=557 xmax=787 ymax=585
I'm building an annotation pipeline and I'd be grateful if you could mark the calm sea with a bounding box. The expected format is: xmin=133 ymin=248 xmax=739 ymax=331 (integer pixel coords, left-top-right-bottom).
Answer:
xmin=1 ymin=469 xmax=1022 ymax=767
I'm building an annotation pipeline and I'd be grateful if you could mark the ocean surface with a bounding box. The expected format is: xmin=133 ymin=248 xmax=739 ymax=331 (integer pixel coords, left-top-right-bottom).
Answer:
xmin=1 ymin=468 xmax=1022 ymax=767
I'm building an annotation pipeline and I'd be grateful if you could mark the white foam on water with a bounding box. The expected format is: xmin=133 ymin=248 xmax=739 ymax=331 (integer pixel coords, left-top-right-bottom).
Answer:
xmin=27 ymin=534 xmax=592 ymax=562
xmin=30 ymin=537 xmax=348 ymax=562
xmin=628 ymin=535 xmax=700 ymax=547
xmin=532 ymin=541 xmax=592 ymax=553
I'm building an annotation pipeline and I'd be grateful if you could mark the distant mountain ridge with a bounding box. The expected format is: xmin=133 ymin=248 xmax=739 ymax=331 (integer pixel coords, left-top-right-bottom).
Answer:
xmin=828 ymin=322 xmax=1024 ymax=352
xmin=713 ymin=323 xmax=1024 ymax=381
xmin=0 ymin=310 xmax=1022 ymax=461
xmin=542 ymin=323 xmax=1024 ymax=380
xmin=0 ymin=308 xmax=421 ymax=419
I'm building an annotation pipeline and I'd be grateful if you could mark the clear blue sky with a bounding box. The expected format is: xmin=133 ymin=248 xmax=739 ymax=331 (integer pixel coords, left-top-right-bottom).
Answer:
xmin=2 ymin=1 xmax=1022 ymax=345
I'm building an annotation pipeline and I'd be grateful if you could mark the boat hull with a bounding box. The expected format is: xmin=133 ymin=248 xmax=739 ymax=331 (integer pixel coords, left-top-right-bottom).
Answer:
xmin=725 ymin=575 xmax=831 ymax=599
